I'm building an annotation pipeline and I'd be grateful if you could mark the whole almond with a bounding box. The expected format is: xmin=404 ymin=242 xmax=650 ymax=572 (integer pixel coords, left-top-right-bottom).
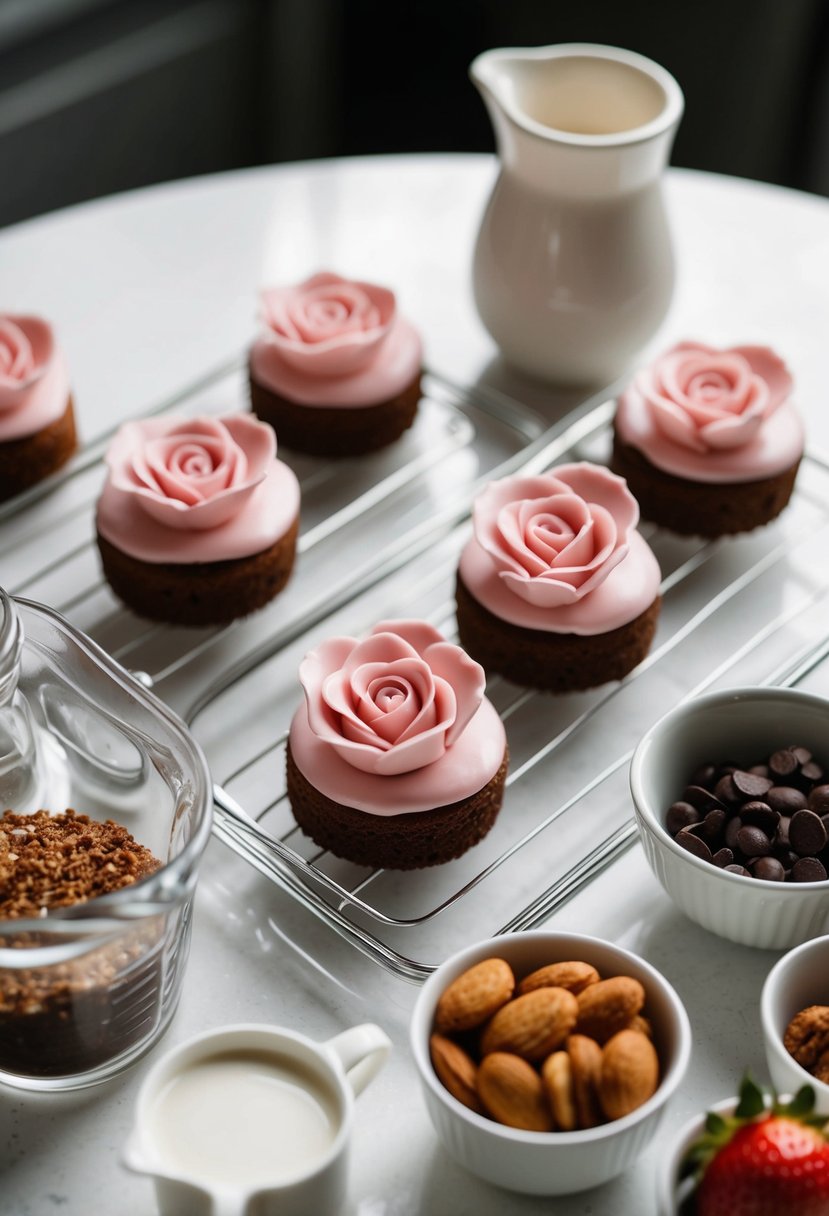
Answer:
xmin=541 ymin=1050 xmax=576 ymax=1130
xmin=435 ymin=958 xmax=515 ymax=1033
xmin=430 ymin=1033 xmax=483 ymax=1114
xmin=517 ymin=961 xmax=600 ymax=997
xmin=566 ymin=1033 xmax=604 ymax=1128
xmin=598 ymin=1029 xmax=659 ymax=1120
xmin=575 ymin=976 xmax=645 ymax=1044
xmin=626 ymin=1014 xmax=653 ymax=1039
xmin=481 ymin=986 xmax=578 ymax=1061
xmin=478 ymin=1052 xmax=554 ymax=1132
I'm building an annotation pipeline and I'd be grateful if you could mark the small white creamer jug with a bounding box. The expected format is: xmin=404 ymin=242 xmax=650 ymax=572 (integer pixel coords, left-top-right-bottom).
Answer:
xmin=470 ymin=43 xmax=684 ymax=386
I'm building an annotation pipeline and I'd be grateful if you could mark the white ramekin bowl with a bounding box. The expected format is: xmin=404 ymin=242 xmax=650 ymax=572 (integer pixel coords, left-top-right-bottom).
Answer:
xmin=630 ymin=687 xmax=829 ymax=950
xmin=761 ymin=934 xmax=829 ymax=1114
xmin=410 ymin=930 xmax=691 ymax=1195
xmin=656 ymin=1096 xmax=737 ymax=1216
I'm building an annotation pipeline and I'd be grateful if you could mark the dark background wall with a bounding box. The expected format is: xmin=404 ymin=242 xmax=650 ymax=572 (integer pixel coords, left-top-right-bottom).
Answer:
xmin=2 ymin=0 xmax=828 ymax=229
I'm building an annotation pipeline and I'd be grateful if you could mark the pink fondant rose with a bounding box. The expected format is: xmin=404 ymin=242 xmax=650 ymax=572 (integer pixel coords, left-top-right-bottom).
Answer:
xmin=299 ymin=621 xmax=485 ymax=776
xmin=260 ymin=272 xmax=396 ymax=377
xmin=0 ymin=315 xmax=55 ymax=412
xmin=474 ymin=463 xmax=638 ymax=609
xmin=106 ymin=414 xmax=275 ymax=531
xmin=636 ymin=341 xmax=793 ymax=452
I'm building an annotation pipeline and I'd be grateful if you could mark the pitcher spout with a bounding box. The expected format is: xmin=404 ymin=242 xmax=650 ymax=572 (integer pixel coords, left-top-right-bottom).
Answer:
xmin=471 ymin=43 xmax=683 ymax=195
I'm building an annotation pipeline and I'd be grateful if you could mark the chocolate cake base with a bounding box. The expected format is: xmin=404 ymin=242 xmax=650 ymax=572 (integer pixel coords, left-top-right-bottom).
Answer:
xmin=97 ymin=513 xmax=299 ymax=626
xmin=249 ymin=371 xmax=421 ymax=457
xmin=456 ymin=574 xmax=661 ymax=692
xmin=0 ymin=397 xmax=77 ymax=501
xmin=286 ymin=742 xmax=509 ymax=870
xmin=611 ymin=434 xmax=800 ymax=537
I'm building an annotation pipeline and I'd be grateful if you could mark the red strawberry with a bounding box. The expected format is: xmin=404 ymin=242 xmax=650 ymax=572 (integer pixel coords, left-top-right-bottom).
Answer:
xmin=682 ymin=1076 xmax=829 ymax=1216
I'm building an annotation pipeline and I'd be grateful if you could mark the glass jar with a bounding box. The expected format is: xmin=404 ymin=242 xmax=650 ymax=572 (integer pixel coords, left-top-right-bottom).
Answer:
xmin=0 ymin=589 xmax=212 ymax=1090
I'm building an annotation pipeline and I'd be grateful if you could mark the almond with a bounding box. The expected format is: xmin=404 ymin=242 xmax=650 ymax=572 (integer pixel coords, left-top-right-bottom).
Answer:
xmin=481 ymin=986 xmax=578 ymax=1061
xmin=518 ymin=961 xmax=600 ymax=997
xmin=478 ymin=1052 xmax=554 ymax=1131
xmin=430 ymin=1033 xmax=483 ymax=1114
xmin=626 ymin=1014 xmax=653 ymax=1039
xmin=566 ymin=1033 xmax=604 ymax=1128
xmin=575 ymin=976 xmax=645 ymax=1044
xmin=434 ymin=958 xmax=515 ymax=1033
xmin=598 ymin=1029 xmax=659 ymax=1120
xmin=541 ymin=1050 xmax=576 ymax=1131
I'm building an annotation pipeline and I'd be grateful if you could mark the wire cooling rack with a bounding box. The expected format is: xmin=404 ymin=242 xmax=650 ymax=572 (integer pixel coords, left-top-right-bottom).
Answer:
xmin=5 ymin=364 xmax=829 ymax=984
xmin=187 ymin=401 xmax=829 ymax=980
xmin=0 ymin=358 xmax=558 ymax=708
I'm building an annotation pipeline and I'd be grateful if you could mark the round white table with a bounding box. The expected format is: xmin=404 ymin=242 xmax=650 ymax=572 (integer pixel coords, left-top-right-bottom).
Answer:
xmin=3 ymin=153 xmax=829 ymax=1215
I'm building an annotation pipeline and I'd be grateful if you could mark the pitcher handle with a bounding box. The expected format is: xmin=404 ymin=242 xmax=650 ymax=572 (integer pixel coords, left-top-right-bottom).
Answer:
xmin=325 ymin=1023 xmax=391 ymax=1096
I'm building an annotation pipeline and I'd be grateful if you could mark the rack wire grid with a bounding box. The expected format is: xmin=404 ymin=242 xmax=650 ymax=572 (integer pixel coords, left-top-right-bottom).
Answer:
xmin=189 ymin=402 xmax=829 ymax=981
xmin=5 ymin=361 xmax=829 ymax=983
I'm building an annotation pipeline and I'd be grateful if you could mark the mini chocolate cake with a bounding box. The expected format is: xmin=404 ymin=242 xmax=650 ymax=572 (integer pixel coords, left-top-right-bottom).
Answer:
xmin=287 ymin=620 xmax=508 ymax=870
xmin=249 ymin=373 xmax=421 ymax=457
xmin=248 ymin=271 xmax=423 ymax=457
xmin=97 ymin=516 xmax=299 ymax=627
xmin=287 ymin=742 xmax=508 ymax=870
xmin=611 ymin=436 xmax=800 ymax=539
xmin=0 ymin=809 xmax=163 ymax=1080
xmin=612 ymin=341 xmax=804 ymax=537
xmin=0 ymin=315 xmax=78 ymax=500
xmin=96 ymin=413 xmax=300 ymax=627
xmin=456 ymin=464 xmax=662 ymax=693
xmin=456 ymin=574 xmax=661 ymax=693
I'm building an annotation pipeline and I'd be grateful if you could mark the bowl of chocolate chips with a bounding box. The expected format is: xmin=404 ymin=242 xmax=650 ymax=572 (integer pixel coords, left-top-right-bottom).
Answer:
xmin=630 ymin=687 xmax=829 ymax=948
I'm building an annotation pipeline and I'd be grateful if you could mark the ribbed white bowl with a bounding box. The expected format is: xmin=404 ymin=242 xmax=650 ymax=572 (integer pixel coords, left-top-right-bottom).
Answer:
xmin=410 ymin=931 xmax=691 ymax=1196
xmin=631 ymin=687 xmax=829 ymax=950
xmin=761 ymin=935 xmax=829 ymax=1113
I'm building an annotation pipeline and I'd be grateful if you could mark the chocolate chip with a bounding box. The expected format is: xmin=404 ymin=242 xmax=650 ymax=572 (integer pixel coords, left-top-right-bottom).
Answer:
xmin=723 ymin=864 xmax=751 ymax=877
xmin=683 ymin=785 xmax=726 ymax=812
xmin=724 ymin=816 xmax=743 ymax=851
xmin=766 ymin=786 xmax=808 ymax=814
xmin=732 ymin=770 xmax=774 ymax=799
xmin=676 ymin=829 xmax=713 ymax=862
xmin=690 ymin=764 xmax=718 ymax=789
xmin=748 ymin=764 xmax=771 ymax=778
xmin=791 ymin=857 xmax=828 ymax=883
xmin=714 ymin=774 xmax=740 ymax=805
xmin=776 ymin=816 xmax=791 ymax=847
xmin=773 ymin=848 xmax=799 ymax=870
xmin=770 ymin=749 xmax=800 ymax=778
xmin=791 ymin=746 xmax=813 ymax=765
xmin=789 ymin=809 xmax=828 ymax=856
xmin=801 ymin=761 xmax=825 ymax=784
xmin=751 ymin=856 xmax=786 ymax=882
xmin=809 ymin=785 xmax=829 ymax=815
xmin=712 ymin=848 xmax=734 ymax=867
xmin=736 ymin=825 xmax=771 ymax=857
xmin=665 ymin=802 xmax=700 ymax=835
xmin=700 ymin=809 xmax=727 ymax=844
xmin=740 ymin=801 xmax=780 ymax=835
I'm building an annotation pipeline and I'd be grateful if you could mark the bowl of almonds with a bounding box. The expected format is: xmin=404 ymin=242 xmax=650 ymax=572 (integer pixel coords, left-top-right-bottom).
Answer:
xmin=409 ymin=930 xmax=691 ymax=1195
xmin=761 ymin=933 xmax=829 ymax=1114
xmin=631 ymin=687 xmax=829 ymax=949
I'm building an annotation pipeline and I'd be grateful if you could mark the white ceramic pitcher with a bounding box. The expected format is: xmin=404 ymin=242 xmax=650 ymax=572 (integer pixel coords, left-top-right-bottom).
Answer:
xmin=470 ymin=44 xmax=684 ymax=386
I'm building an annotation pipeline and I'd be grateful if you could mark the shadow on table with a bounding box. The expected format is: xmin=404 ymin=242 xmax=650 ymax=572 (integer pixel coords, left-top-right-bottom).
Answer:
xmin=410 ymin=1141 xmax=629 ymax=1216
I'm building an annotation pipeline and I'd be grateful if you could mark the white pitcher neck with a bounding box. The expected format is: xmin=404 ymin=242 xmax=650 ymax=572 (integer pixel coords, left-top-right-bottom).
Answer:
xmin=470 ymin=43 xmax=683 ymax=197
xmin=470 ymin=43 xmax=684 ymax=148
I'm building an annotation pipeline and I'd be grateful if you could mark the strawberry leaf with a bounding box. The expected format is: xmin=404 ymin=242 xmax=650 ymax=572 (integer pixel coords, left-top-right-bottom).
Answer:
xmin=705 ymin=1111 xmax=728 ymax=1136
xmin=735 ymin=1074 xmax=766 ymax=1118
xmin=784 ymin=1084 xmax=816 ymax=1118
